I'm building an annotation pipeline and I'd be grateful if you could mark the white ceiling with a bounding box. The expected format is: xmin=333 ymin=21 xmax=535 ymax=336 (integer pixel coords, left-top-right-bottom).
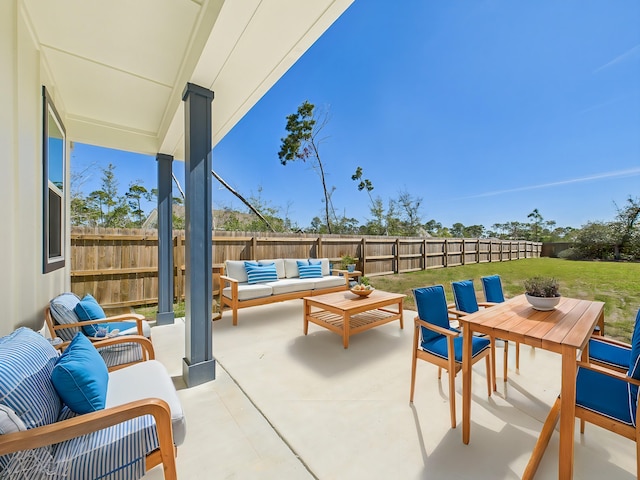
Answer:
xmin=22 ymin=0 xmax=354 ymax=160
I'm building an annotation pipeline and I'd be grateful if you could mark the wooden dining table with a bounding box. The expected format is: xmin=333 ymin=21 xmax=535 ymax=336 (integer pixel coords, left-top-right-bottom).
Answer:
xmin=459 ymin=295 xmax=604 ymax=479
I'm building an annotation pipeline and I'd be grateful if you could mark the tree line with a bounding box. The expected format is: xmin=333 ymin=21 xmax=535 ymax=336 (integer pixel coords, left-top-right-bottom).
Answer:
xmin=71 ymin=100 xmax=639 ymax=261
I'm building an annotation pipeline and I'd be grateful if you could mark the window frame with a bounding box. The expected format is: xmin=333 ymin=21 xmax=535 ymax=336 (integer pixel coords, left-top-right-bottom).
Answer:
xmin=42 ymin=86 xmax=66 ymax=273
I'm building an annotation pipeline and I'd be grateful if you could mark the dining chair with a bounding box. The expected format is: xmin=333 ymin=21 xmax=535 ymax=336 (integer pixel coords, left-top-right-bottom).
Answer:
xmin=585 ymin=309 xmax=639 ymax=373
xmin=450 ymin=279 xmax=504 ymax=390
xmin=410 ymin=285 xmax=493 ymax=428
xmin=481 ymin=274 xmax=521 ymax=375
xmin=573 ymin=309 xmax=640 ymax=478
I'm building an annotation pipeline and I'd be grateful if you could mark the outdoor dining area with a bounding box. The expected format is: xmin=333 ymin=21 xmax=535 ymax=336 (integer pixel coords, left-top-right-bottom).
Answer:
xmin=136 ymin=278 xmax=637 ymax=479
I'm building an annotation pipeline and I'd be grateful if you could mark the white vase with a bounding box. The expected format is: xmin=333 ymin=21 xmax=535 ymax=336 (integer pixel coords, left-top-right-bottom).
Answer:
xmin=525 ymin=293 xmax=561 ymax=311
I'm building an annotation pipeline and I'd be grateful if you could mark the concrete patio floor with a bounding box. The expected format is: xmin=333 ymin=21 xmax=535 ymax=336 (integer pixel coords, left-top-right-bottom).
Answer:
xmin=142 ymin=299 xmax=636 ymax=479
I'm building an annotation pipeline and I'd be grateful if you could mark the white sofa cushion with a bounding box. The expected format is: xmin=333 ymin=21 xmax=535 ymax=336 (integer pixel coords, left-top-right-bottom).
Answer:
xmin=266 ymin=278 xmax=316 ymax=295
xmin=313 ymin=275 xmax=346 ymax=289
xmin=223 ymin=283 xmax=273 ymax=301
xmin=259 ymin=259 xmax=286 ymax=278
xmin=225 ymin=260 xmax=249 ymax=283
xmin=315 ymin=258 xmax=331 ymax=276
xmin=106 ymin=360 xmax=186 ymax=446
xmin=284 ymin=258 xmax=309 ymax=278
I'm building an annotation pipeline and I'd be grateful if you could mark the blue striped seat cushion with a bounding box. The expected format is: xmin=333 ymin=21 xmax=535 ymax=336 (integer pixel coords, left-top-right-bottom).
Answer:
xmin=244 ymin=261 xmax=278 ymax=284
xmin=53 ymin=407 xmax=160 ymax=480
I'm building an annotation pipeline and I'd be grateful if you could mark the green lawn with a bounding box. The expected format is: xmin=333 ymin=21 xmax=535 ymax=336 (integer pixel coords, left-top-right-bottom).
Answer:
xmin=369 ymin=257 xmax=640 ymax=342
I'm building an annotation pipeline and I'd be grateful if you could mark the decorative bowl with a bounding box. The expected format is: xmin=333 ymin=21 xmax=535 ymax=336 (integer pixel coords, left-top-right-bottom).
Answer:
xmin=525 ymin=293 xmax=561 ymax=311
xmin=350 ymin=287 xmax=374 ymax=297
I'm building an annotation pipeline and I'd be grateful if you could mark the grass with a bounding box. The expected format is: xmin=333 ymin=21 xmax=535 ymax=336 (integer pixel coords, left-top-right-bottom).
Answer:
xmin=369 ymin=257 xmax=640 ymax=342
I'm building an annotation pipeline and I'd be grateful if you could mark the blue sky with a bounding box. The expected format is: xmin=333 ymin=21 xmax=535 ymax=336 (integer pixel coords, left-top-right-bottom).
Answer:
xmin=72 ymin=0 xmax=640 ymax=230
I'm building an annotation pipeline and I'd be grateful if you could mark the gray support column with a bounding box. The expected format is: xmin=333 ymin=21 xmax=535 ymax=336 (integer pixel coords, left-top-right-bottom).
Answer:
xmin=156 ymin=153 xmax=175 ymax=326
xmin=182 ymin=83 xmax=215 ymax=386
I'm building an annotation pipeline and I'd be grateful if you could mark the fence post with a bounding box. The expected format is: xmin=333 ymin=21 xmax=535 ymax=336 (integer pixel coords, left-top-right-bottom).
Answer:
xmin=395 ymin=238 xmax=400 ymax=273
xmin=444 ymin=239 xmax=448 ymax=267
xmin=361 ymin=237 xmax=367 ymax=275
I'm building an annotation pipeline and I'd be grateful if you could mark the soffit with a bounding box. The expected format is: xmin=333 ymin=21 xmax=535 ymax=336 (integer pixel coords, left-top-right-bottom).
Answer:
xmin=22 ymin=0 xmax=353 ymax=160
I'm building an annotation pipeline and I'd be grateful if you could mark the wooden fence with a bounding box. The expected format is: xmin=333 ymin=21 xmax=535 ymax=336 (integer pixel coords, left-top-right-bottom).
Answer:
xmin=70 ymin=227 xmax=541 ymax=308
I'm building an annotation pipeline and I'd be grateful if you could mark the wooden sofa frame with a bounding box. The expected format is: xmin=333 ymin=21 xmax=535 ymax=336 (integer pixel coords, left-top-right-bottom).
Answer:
xmin=220 ymin=271 xmax=349 ymax=326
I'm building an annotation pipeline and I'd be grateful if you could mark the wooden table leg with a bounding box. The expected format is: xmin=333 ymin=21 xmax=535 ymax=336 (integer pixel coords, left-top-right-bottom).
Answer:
xmin=343 ymin=311 xmax=350 ymax=349
xmin=559 ymin=346 xmax=577 ymax=479
xmin=303 ymin=300 xmax=309 ymax=335
xmin=462 ymin=321 xmax=472 ymax=444
xmin=398 ymin=300 xmax=404 ymax=329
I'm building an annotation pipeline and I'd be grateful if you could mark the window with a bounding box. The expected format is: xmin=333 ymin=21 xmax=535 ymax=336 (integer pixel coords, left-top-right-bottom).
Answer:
xmin=43 ymin=86 xmax=66 ymax=273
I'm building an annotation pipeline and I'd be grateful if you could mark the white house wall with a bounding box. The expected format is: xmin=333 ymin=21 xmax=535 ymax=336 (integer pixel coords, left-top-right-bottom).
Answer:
xmin=0 ymin=0 xmax=69 ymax=336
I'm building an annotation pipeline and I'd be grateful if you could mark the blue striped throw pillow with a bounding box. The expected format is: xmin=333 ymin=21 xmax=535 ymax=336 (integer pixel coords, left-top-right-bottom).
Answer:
xmin=297 ymin=260 xmax=322 ymax=279
xmin=244 ymin=261 xmax=278 ymax=284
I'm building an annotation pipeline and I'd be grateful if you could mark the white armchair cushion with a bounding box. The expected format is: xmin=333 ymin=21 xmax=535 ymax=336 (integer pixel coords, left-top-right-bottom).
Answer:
xmin=106 ymin=360 xmax=186 ymax=446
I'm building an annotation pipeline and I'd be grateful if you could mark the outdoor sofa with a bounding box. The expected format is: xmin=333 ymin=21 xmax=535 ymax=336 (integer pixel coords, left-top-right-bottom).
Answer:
xmin=221 ymin=258 xmax=348 ymax=325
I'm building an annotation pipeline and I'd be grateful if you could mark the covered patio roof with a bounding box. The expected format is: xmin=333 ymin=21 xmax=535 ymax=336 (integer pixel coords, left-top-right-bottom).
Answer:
xmin=23 ymin=0 xmax=354 ymax=159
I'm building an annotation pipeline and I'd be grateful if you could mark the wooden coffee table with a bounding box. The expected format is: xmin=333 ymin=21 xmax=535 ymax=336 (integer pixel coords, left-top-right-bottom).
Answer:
xmin=303 ymin=290 xmax=405 ymax=348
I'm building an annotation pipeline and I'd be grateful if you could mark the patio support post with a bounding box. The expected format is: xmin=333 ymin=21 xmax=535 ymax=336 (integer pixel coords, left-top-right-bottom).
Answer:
xmin=182 ymin=82 xmax=215 ymax=387
xmin=156 ymin=153 xmax=175 ymax=326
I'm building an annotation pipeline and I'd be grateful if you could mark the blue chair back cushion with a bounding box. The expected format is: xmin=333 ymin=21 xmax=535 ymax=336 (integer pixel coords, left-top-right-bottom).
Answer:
xmin=481 ymin=275 xmax=505 ymax=303
xmin=625 ymin=309 xmax=640 ymax=420
xmin=588 ymin=338 xmax=630 ymax=370
xmin=0 ymin=328 xmax=61 ymax=429
xmin=413 ymin=285 xmax=454 ymax=343
xmin=576 ymin=366 xmax=634 ymax=426
xmin=452 ymin=280 xmax=480 ymax=314
xmin=51 ymin=333 xmax=109 ymax=414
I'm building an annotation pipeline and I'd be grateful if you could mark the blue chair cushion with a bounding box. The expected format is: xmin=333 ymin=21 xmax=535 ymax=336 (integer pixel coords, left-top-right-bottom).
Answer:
xmin=576 ymin=366 xmax=634 ymax=426
xmin=625 ymin=309 xmax=640 ymax=416
xmin=481 ymin=275 xmax=505 ymax=303
xmin=0 ymin=327 xmax=61 ymax=429
xmin=452 ymin=280 xmax=480 ymax=314
xmin=413 ymin=285 xmax=455 ymax=343
xmin=244 ymin=261 xmax=278 ymax=284
xmin=422 ymin=335 xmax=490 ymax=362
xmin=74 ymin=294 xmax=108 ymax=336
xmin=297 ymin=260 xmax=322 ymax=279
xmin=51 ymin=333 xmax=109 ymax=414
xmin=627 ymin=309 xmax=640 ymax=380
xmin=589 ymin=338 xmax=630 ymax=370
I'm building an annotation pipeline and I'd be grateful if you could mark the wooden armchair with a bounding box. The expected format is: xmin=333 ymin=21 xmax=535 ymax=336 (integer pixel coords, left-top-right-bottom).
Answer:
xmin=0 ymin=328 xmax=183 ymax=479
xmin=45 ymin=292 xmax=152 ymax=370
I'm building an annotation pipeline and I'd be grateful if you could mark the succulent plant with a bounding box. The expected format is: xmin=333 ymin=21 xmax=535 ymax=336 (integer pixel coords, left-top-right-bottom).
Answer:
xmin=524 ymin=276 xmax=560 ymax=298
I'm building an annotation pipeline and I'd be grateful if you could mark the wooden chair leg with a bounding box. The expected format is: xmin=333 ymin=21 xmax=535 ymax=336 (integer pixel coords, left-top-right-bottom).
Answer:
xmin=448 ymin=366 xmax=456 ymax=428
xmin=485 ymin=355 xmax=492 ymax=397
xmin=503 ymin=340 xmax=509 ymax=382
xmin=410 ymin=353 xmax=417 ymax=403
xmin=438 ymin=367 xmax=442 ymax=380
xmin=522 ymin=397 xmax=561 ymax=480
xmin=410 ymin=325 xmax=419 ymax=403
xmin=580 ymin=419 xmax=585 ymax=433
xmin=491 ymin=336 xmax=497 ymax=391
